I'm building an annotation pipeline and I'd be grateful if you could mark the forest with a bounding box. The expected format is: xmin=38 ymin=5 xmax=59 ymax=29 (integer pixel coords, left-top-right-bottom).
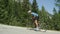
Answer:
xmin=0 ymin=0 xmax=60 ymax=31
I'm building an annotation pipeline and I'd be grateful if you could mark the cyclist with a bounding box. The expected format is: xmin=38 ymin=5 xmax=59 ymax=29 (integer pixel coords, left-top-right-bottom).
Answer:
xmin=28 ymin=10 xmax=39 ymax=31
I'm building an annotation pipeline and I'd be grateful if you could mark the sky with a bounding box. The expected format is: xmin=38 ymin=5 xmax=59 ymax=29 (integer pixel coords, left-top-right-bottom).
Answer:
xmin=29 ymin=0 xmax=58 ymax=14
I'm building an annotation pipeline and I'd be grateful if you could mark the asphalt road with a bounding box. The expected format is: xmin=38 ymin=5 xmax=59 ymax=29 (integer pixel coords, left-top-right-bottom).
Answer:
xmin=0 ymin=24 xmax=60 ymax=34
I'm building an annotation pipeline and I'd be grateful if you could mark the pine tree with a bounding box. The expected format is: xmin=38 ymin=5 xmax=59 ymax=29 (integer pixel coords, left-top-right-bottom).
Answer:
xmin=55 ymin=0 xmax=60 ymax=14
xmin=41 ymin=6 xmax=48 ymax=22
xmin=40 ymin=6 xmax=52 ymax=29
xmin=54 ymin=0 xmax=60 ymax=30
xmin=53 ymin=8 xmax=57 ymax=15
xmin=0 ymin=0 xmax=9 ymax=24
xmin=21 ymin=0 xmax=30 ymax=19
xmin=18 ymin=0 xmax=30 ymax=26
xmin=32 ymin=0 xmax=38 ymax=13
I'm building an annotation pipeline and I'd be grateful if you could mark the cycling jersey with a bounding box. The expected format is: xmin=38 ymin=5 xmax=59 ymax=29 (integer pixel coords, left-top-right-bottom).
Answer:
xmin=31 ymin=12 xmax=38 ymax=17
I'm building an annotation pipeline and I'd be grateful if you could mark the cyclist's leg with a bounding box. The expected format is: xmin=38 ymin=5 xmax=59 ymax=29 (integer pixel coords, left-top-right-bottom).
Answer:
xmin=34 ymin=17 xmax=39 ymax=30
xmin=34 ymin=20 xmax=39 ymax=28
xmin=32 ymin=18 xmax=36 ymax=28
